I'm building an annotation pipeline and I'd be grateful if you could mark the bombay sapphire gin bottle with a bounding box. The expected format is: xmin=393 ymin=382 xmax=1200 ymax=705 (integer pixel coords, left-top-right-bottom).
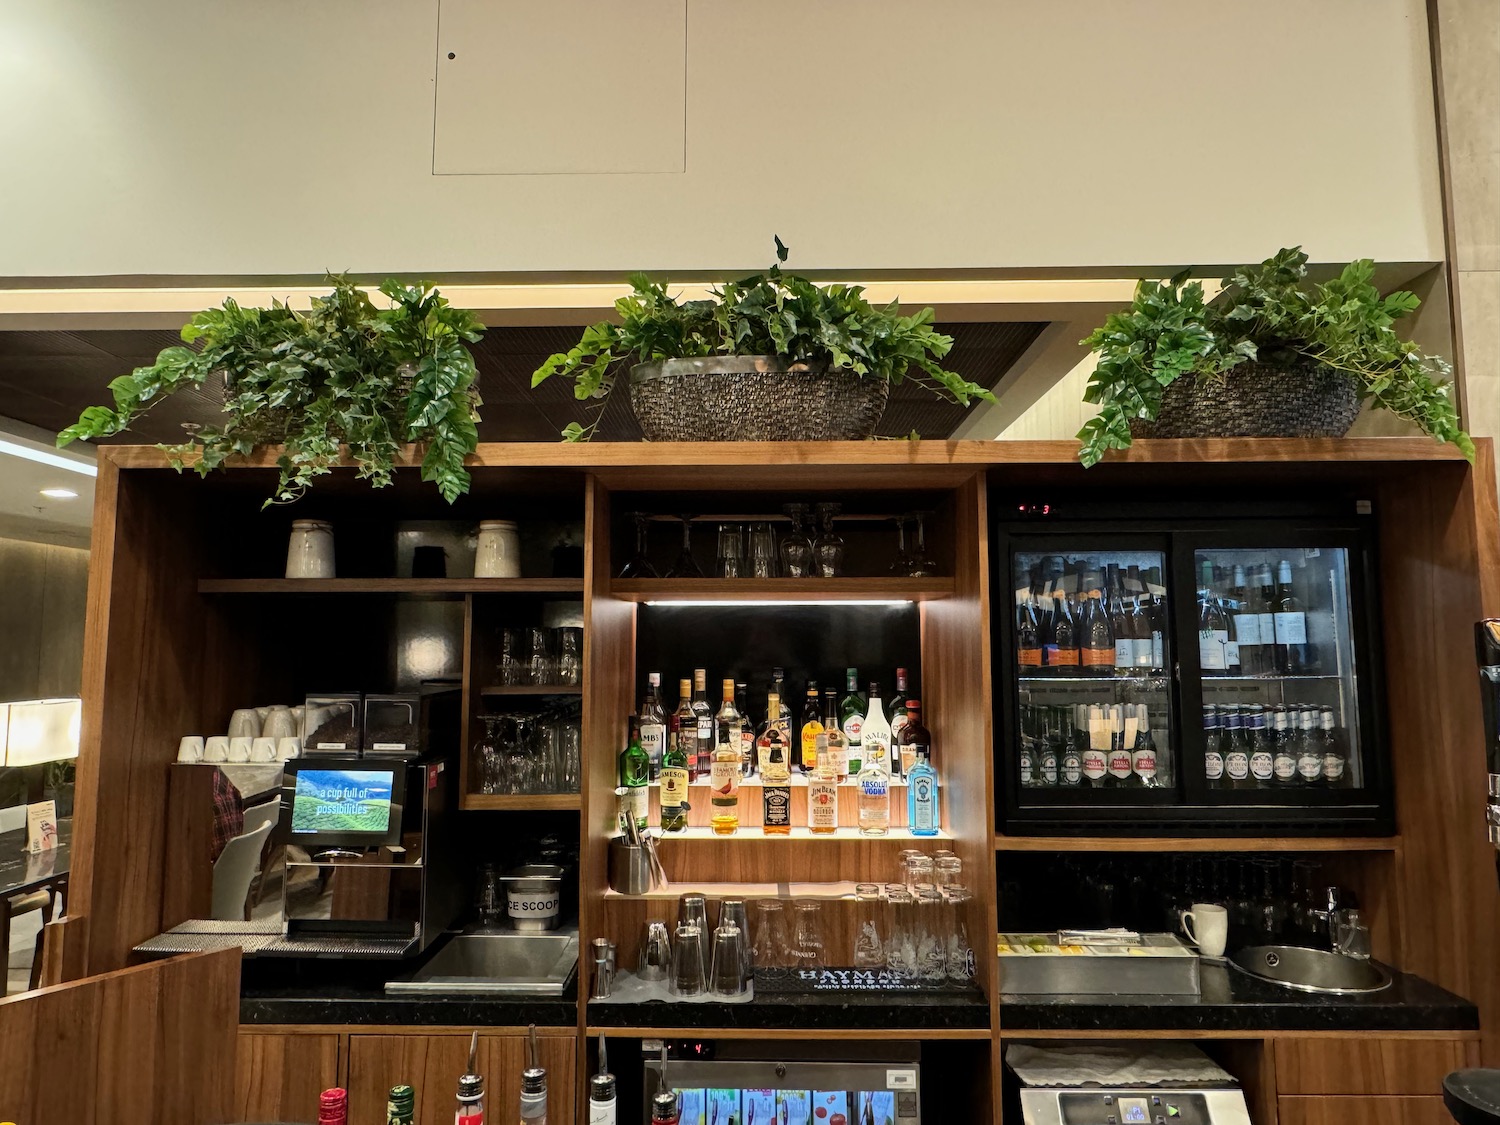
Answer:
xmin=906 ymin=745 xmax=939 ymax=836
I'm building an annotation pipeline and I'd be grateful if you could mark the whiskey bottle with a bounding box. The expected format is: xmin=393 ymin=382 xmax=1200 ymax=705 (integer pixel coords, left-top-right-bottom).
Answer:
xmin=710 ymin=681 xmax=742 ymax=835
xmin=639 ymin=672 xmax=667 ymax=780
xmin=735 ymin=681 xmax=755 ymax=774
xmin=808 ymin=754 xmax=839 ymax=834
xmin=669 ymin=679 xmax=697 ymax=780
xmin=897 ymin=699 xmax=930 ymax=779
xmin=889 ymin=667 xmax=911 ymax=742
xmin=659 ymin=707 xmax=690 ymax=832
xmin=690 ymin=669 xmax=714 ymax=779
xmin=798 ymin=685 xmax=823 ymax=774
xmin=818 ymin=689 xmax=848 ymax=781
xmin=760 ymin=706 xmax=792 ymax=837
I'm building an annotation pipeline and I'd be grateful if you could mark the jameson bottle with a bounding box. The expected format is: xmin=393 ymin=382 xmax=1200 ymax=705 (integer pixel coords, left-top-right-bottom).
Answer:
xmin=659 ymin=705 xmax=690 ymax=832
xmin=639 ymin=672 xmax=667 ymax=780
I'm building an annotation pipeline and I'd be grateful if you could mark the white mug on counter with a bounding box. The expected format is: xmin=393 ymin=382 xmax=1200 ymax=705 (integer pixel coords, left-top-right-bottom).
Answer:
xmin=176 ymin=736 xmax=204 ymax=764
xmin=227 ymin=736 xmax=253 ymax=763
xmin=276 ymin=736 xmax=301 ymax=762
xmin=1180 ymin=903 xmax=1229 ymax=959
xmin=251 ymin=737 xmax=278 ymax=763
xmin=203 ymin=736 xmax=230 ymax=763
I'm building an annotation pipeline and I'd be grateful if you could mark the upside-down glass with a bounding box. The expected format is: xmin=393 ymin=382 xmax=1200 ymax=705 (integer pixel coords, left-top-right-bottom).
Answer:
xmin=669 ymin=922 xmax=706 ymax=997
xmin=813 ymin=503 xmax=844 ymax=578
xmin=791 ymin=900 xmax=827 ymax=970
xmin=556 ymin=627 xmax=582 ymax=686
xmin=907 ymin=512 xmax=938 ymax=577
xmin=749 ymin=522 xmax=778 ymax=579
xmin=716 ymin=523 xmax=745 ymax=578
xmin=780 ymin=504 xmax=815 ymax=577
xmin=619 ymin=512 xmax=658 ymax=579
xmin=718 ymin=899 xmax=753 ymax=981
xmin=889 ymin=516 xmax=912 ymax=576
xmin=914 ymin=888 xmax=948 ymax=982
xmin=905 ymin=854 xmax=936 ymax=895
xmin=853 ymin=883 xmax=885 ymax=969
xmin=559 ymin=711 xmax=582 ymax=792
xmin=500 ymin=627 xmax=527 ymax=686
xmin=476 ymin=715 xmax=505 ymax=795
xmin=943 ymin=883 xmax=976 ymax=982
xmin=709 ymin=923 xmax=750 ymax=997
xmin=667 ymin=516 xmax=704 ymax=579
xmin=752 ymin=899 xmax=790 ymax=969
xmin=934 ymin=855 xmax=963 ymax=892
xmin=884 ymin=885 xmax=916 ymax=977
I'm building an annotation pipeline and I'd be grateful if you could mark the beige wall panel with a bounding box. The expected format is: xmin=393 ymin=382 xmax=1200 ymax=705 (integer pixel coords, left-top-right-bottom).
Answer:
xmin=0 ymin=0 xmax=1442 ymax=278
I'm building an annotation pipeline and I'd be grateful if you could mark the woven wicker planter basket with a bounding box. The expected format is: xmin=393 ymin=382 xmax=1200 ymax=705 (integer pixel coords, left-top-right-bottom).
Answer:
xmin=1128 ymin=362 xmax=1362 ymax=440
xmin=628 ymin=356 xmax=889 ymax=442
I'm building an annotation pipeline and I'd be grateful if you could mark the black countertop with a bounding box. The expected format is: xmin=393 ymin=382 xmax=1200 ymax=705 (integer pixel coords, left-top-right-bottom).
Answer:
xmin=240 ymin=981 xmax=578 ymax=1028
xmin=588 ymin=984 xmax=991 ymax=1032
xmin=1000 ymin=960 xmax=1478 ymax=1033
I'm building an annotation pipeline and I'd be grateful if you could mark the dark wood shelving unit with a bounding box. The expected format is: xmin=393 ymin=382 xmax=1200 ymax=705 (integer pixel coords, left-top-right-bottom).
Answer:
xmin=478 ymin=684 xmax=583 ymax=697
xmin=197 ymin=577 xmax=584 ymax=595
xmin=609 ymin=576 xmax=954 ymax=602
xmin=460 ymin=793 xmax=581 ymax=811
xmin=995 ymin=835 xmax=1402 ymax=853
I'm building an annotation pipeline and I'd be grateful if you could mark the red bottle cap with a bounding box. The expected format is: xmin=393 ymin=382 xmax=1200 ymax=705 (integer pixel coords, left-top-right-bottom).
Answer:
xmin=319 ymin=1088 xmax=348 ymax=1124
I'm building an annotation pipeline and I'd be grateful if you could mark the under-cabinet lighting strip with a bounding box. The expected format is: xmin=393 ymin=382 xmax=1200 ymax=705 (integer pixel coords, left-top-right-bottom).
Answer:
xmin=644 ymin=599 xmax=915 ymax=608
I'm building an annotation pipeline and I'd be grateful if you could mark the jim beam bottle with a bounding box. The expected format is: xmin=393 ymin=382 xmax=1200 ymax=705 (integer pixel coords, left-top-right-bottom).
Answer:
xmin=759 ymin=694 xmax=792 ymax=836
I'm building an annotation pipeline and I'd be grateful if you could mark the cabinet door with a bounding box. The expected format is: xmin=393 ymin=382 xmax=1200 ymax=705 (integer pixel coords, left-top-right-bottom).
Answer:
xmin=1274 ymin=1037 xmax=1474 ymax=1096
xmin=1278 ymin=1096 xmax=1452 ymax=1125
xmin=236 ymin=1031 xmax=341 ymax=1124
xmin=347 ymin=1033 xmax=576 ymax=1125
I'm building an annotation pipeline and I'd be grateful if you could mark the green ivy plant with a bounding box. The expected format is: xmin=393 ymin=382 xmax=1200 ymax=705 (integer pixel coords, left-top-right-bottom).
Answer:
xmin=1076 ymin=247 xmax=1472 ymax=466
xmin=57 ymin=277 xmax=484 ymax=504
xmin=532 ymin=238 xmax=995 ymax=440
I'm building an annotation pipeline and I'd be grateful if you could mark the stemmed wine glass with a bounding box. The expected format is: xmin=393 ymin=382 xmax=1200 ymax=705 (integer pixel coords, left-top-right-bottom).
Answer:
xmin=906 ymin=512 xmax=938 ymax=577
xmin=779 ymin=503 xmax=815 ymax=577
xmin=889 ymin=515 xmax=912 ymax=576
xmin=666 ymin=515 xmax=705 ymax=578
xmin=812 ymin=502 xmax=844 ymax=578
xmin=618 ymin=512 xmax=657 ymax=579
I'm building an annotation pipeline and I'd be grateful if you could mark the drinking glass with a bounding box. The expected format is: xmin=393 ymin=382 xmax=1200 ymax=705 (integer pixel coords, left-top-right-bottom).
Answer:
xmin=476 ymin=863 xmax=503 ymax=928
xmin=896 ymin=849 xmax=922 ymax=885
xmin=749 ymin=522 xmax=778 ymax=579
xmin=709 ymin=923 xmax=749 ymax=997
xmin=907 ymin=512 xmax=938 ymax=577
xmin=532 ymin=715 xmax=559 ymax=793
xmin=889 ymin=516 xmax=912 ymax=576
xmin=779 ymin=503 xmax=815 ymax=577
xmin=718 ymin=899 xmax=753 ymax=981
xmin=500 ymin=627 xmax=528 ymax=686
xmin=556 ymin=627 xmax=582 ymax=686
xmin=639 ymin=919 xmax=673 ymax=980
xmin=678 ymin=893 xmax=711 ymax=978
xmin=666 ymin=516 xmax=704 ymax=578
xmin=528 ymin=627 xmax=555 ymax=686
xmin=813 ymin=503 xmax=844 ymax=577
xmin=476 ymin=715 xmax=505 ymax=795
xmin=716 ymin=523 xmax=745 ymax=578
xmin=884 ymin=885 xmax=916 ymax=977
xmin=934 ymin=855 xmax=963 ymax=891
xmin=560 ymin=712 xmax=582 ymax=792
xmin=669 ymin=922 xmax=706 ymax=997
xmin=853 ymin=883 xmax=885 ymax=969
xmin=618 ymin=512 xmax=658 ymax=579
xmin=914 ymin=888 xmax=948 ymax=982
xmin=752 ymin=899 xmax=790 ymax=969
xmin=790 ymin=901 xmax=827 ymax=970
xmin=906 ymin=854 xmax=935 ymax=895
xmin=502 ymin=714 xmax=533 ymax=794
xmin=942 ymin=883 xmax=975 ymax=981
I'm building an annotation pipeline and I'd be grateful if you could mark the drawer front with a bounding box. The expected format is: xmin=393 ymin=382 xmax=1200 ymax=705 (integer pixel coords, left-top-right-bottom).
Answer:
xmin=1278 ymin=1097 xmax=1452 ymax=1125
xmin=1274 ymin=1038 xmax=1473 ymax=1096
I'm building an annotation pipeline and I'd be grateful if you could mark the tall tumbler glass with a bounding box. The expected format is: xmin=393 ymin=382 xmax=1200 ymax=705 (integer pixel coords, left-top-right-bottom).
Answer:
xmin=749 ymin=522 xmax=779 ymax=579
xmin=853 ymin=883 xmax=886 ymax=969
xmin=752 ymin=899 xmax=790 ymax=970
xmin=556 ymin=627 xmax=582 ymax=686
xmin=719 ymin=899 xmax=753 ymax=981
xmin=914 ymin=888 xmax=948 ymax=982
xmin=709 ymin=923 xmax=749 ymax=997
xmin=678 ymin=894 xmax=711 ymax=979
xmin=791 ymin=900 xmax=827 ymax=970
xmin=560 ymin=713 xmax=582 ymax=792
xmin=669 ymin=922 xmax=706 ymax=997
xmin=500 ymin=627 xmax=527 ymax=686
xmin=528 ymin=627 xmax=555 ymax=686
xmin=716 ymin=524 xmax=745 ymax=579
xmin=943 ymin=883 xmax=976 ymax=982
xmin=884 ymin=885 xmax=916 ymax=977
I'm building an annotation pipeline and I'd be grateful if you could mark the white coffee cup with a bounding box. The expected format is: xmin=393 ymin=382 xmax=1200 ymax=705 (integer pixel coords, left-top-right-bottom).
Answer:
xmin=251 ymin=737 xmax=278 ymax=763
xmin=1181 ymin=903 xmax=1230 ymax=959
xmin=203 ymin=736 xmax=230 ymax=763
xmin=176 ymin=736 xmax=205 ymax=764
xmin=228 ymin=709 xmax=261 ymax=739
xmin=262 ymin=707 xmax=297 ymax=741
xmin=276 ymin=736 xmax=302 ymax=762
xmin=228 ymin=736 xmax=254 ymax=763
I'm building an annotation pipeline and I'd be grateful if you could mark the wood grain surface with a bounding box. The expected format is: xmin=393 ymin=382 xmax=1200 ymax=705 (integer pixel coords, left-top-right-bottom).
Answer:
xmin=236 ymin=1030 xmax=341 ymax=1123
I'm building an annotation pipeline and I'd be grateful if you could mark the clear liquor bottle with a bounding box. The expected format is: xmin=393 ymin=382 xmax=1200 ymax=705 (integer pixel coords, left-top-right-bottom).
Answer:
xmin=818 ymin=689 xmax=848 ymax=781
xmin=856 ymin=745 xmax=891 ymax=837
xmin=906 ymin=743 xmax=939 ymax=837
xmin=690 ymin=669 xmax=714 ymax=778
xmin=639 ymin=672 xmax=666 ymax=780
xmin=710 ymin=679 xmax=742 ymax=835
xmin=669 ymin=678 xmax=697 ymax=780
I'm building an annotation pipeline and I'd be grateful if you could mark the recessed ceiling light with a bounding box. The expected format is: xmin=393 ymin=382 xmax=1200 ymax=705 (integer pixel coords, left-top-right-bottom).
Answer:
xmin=39 ymin=488 xmax=78 ymax=500
xmin=0 ymin=439 xmax=96 ymax=477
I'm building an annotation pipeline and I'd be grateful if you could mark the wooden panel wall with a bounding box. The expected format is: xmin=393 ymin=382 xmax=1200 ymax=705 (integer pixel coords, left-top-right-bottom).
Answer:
xmin=236 ymin=1030 xmax=341 ymax=1123
xmin=0 ymin=948 xmax=239 ymax=1125
xmin=0 ymin=535 xmax=88 ymax=702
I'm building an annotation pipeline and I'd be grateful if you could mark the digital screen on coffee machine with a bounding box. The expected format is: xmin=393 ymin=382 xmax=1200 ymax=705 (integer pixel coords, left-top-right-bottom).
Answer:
xmin=284 ymin=763 xmax=404 ymax=847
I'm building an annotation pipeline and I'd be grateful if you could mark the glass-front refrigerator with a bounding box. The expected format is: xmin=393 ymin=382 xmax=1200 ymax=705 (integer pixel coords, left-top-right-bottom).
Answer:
xmin=994 ymin=504 xmax=1391 ymax=834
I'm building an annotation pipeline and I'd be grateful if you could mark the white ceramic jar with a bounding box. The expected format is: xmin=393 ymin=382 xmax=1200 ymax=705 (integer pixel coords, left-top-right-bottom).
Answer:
xmin=474 ymin=520 xmax=521 ymax=578
xmin=285 ymin=519 xmax=335 ymax=578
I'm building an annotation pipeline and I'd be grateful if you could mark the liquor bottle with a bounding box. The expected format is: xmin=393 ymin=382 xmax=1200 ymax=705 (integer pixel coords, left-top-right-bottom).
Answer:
xmin=1271 ymin=706 xmax=1297 ymax=787
xmin=1081 ymin=704 xmax=1109 ymax=788
xmin=319 ymin=1088 xmax=349 ymax=1125
xmin=1273 ymin=560 xmax=1312 ymax=675
xmin=1229 ymin=566 xmax=1262 ymax=676
xmin=710 ymin=682 xmax=742 ymax=835
xmin=808 ymin=752 xmax=839 ymax=834
xmin=640 ymin=673 xmax=667 ymax=780
xmin=1320 ymin=706 xmax=1347 ymax=787
xmin=387 ymin=1084 xmax=415 ymax=1125
xmin=1058 ymin=705 xmax=1082 ymax=788
xmin=906 ymin=740 xmax=940 ymax=836
xmin=691 ymin=669 xmax=715 ymax=779
xmin=1198 ymin=559 xmax=1230 ymax=674
xmin=1222 ymin=705 xmax=1250 ymax=788
xmin=1131 ymin=703 xmax=1158 ymax=788
xmin=771 ymin=668 xmax=793 ymax=724
xmin=1247 ymin=705 xmax=1273 ymax=787
xmin=819 ymin=689 xmax=848 ymax=781
xmin=669 ymin=679 xmax=697 ymax=780
xmin=856 ymin=741 xmax=891 ymax=836
xmin=1255 ymin=565 xmax=1278 ymax=668
xmin=889 ymin=668 xmax=911 ymax=741
xmin=519 ymin=1025 xmax=547 ymax=1125
xmin=1036 ymin=706 xmax=1060 ymax=787
xmin=799 ymin=685 xmax=823 ymax=774
xmin=1017 ymin=576 xmax=1042 ymax=672
xmin=1079 ymin=571 xmax=1115 ymax=676
xmin=1126 ymin=564 xmax=1153 ymax=672
xmin=1106 ymin=704 xmax=1133 ymax=786
xmin=650 ymin=1053 xmax=680 ymax=1125
xmin=897 ymin=699 xmax=930 ymax=778
xmin=659 ymin=705 xmax=690 ymax=832
xmin=861 ymin=683 xmax=894 ymax=780
xmin=455 ymin=1031 xmax=485 ymax=1125
xmin=840 ymin=668 xmax=866 ymax=772
xmin=760 ymin=705 xmax=792 ymax=836
xmin=1295 ymin=706 xmax=1323 ymax=786
xmin=1146 ymin=566 xmax=1167 ymax=672
xmin=735 ymin=681 xmax=755 ymax=768
xmin=1203 ymin=705 xmax=1224 ymax=789
xmin=617 ymin=716 xmax=649 ymax=831
xmin=589 ymin=1033 xmax=616 ymax=1125
xmin=1046 ymin=582 xmax=1079 ymax=672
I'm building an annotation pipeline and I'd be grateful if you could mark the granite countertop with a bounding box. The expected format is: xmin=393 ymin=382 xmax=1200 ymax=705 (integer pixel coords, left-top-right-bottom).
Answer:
xmin=588 ymin=983 xmax=991 ymax=1032
xmin=1000 ymin=960 xmax=1478 ymax=1033
xmin=240 ymin=980 xmax=579 ymax=1027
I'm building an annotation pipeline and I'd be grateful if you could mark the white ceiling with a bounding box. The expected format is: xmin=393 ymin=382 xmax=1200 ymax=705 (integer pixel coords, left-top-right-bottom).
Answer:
xmin=0 ymin=416 xmax=95 ymax=547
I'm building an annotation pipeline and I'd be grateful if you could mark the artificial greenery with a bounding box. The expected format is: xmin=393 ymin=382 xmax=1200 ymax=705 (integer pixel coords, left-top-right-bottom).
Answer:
xmin=532 ymin=239 xmax=994 ymax=440
xmin=1076 ymin=247 xmax=1472 ymax=467
xmin=57 ymin=277 xmax=484 ymax=504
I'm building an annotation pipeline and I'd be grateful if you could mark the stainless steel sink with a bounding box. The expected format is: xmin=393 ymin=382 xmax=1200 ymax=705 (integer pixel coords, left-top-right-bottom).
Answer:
xmin=1228 ymin=944 xmax=1392 ymax=994
xmin=386 ymin=931 xmax=578 ymax=996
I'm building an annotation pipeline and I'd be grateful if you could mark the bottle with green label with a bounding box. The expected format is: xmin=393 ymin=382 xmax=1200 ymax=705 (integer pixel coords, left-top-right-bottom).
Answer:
xmin=840 ymin=668 xmax=867 ymax=773
xmin=618 ymin=716 xmax=649 ymax=831
xmin=386 ymin=1084 xmax=415 ymax=1125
